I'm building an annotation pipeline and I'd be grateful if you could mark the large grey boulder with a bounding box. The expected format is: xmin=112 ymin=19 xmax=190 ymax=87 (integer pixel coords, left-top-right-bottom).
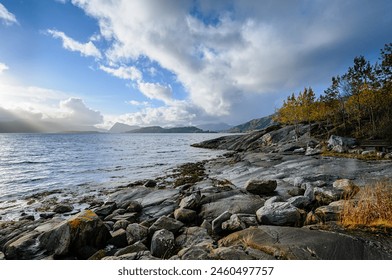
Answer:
xmin=256 ymin=202 xmax=305 ymax=226
xmin=150 ymin=229 xmax=175 ymax=259
xmin=219 ymin=225 xmax=392 ymax=259
xmin=200 ymin=193 xmax=265 ymax=222
xmin=38 ymin=210 xmax=111 ymax=258
xmin=245 ymin=179 xmax=277 ymax=195
xmin=175 ymin=227 xmax=213 ymax=249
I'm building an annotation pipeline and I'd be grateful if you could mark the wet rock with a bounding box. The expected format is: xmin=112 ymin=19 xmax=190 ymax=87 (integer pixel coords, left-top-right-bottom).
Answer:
xmin=19 ymin=215 xmax=35 ymax=221
xmin=38 ymin=210 xmax=111 ymax=258
xmin=53 ymin=204 xmax=74 ymax=214
xmin=212 ymin=211 xmax=232 ymax=235
xmin=126 ymin=223 xmax=148 ymax=245
xmin=150 ymin=229 xmax=175 ymax=259
xmin=293 ymin=148 xmax=305 ymax=154
xmin=293 ymin=177 xmax=305 ymax=188
xmin=245 ymin=179 xmax=277 ymax=195
xmin=174 ymin=208 xmax=198 ymax=224
xmin=108 ymin=229 xmax=128 ymax=248
xmin=114 ymin=241 xmax=148 ymax=257
xmin=332 ymin=179 xmax=359 ymax=198
xmin=149 ymin=216 xmax=184 ymax=235
xmin=113 ymin=220 xmax=130 ymax=231
xmin=256 ymin=202 xmax=305 ymax=227
xmin=179 ymin=192 xmax=201 ymax=210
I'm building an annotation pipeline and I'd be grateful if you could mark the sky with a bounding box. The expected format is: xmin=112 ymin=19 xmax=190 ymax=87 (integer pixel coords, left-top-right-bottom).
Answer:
xmin=0 ymin=0 xmax=391 ymax=131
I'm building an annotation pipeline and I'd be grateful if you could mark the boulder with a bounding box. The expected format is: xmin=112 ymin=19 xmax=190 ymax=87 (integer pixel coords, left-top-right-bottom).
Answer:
xmin=94 ymin=202 xmax=117 ymax=217
xmin=179 ymin=192 xmax=201 ymax=210
xmin=178 ymin=247 xmax=212 ymax=260
xmin=264 ymin=196 xmax=285 ymax=206
xmin=149 ymin=216 xmax=184 ymax=235
xmin=305 ymin=147 xmax=322 ymax=156
xmin=4 ymin=232 xmax=41 ymax=260
xmin=114 ymin=241 xmax=148 ymax=257
xmin=53 ymin=204 xmax=74 ymax=214
xmin=314 ymin=200 xmax=346 ymax=222
xmin=287 ymin=196 xmax=311 ymax=209
xmin=126 ymin=223 xmax=148 ymax=245
xmin=328 ymin=135 xmax=357 ymax=150
xmin=256 ymin=202 xmax=305 ymax=226
xmin=144 ymin=180 xmax=157 ymax=188
xmin=150 ymin=229 xmax=175 ymax=259
xmin=222 ymin=214 xmax=246 ymax=232
xmin=211 ymin=247 xmax=254 ymax=260
xmin=38 ymin=210 xmax=111 ymax=258
xmin=332 ymin=179 xmax=359 ymax=198
xmin=212 ymin=211 xmax=232 ymax=235
xmin=293 ymin=148 xmax=305 ymax=154
xmin=113 ymin=220 xmax=130 ymax=231
xmin=126 ymin=201 xmax=143 ymax=213
xmin=200 ymin=194 xmax=265 ymax=222
xmin=219 ymin=226 xmax=392 ymax=259
xmin=174 ymin=208 xmax=198 ymax=224
xmin=0 ymin=251 xmax=5 ymax=260
xmin=314 ymin=187 xmax=342 ymax=205
xmin=108 ymin=229 xmax=128 ymax=248
xmin=245 ymin=179 xmax=277 ymax=195
xmin=175 ymin=227 xmax=213 ymax=249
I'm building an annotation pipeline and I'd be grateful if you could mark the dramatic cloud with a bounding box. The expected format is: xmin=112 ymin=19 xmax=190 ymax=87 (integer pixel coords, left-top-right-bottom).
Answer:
xmin=0 ymin=3 xmax=18 ymax=25
xmin=47 ymin=29 xmax=102 ymax=58
xmin=0 ymin=62 xmax=9 ymax=74
xmin=68 ymin=0 xmax=392 ymax=124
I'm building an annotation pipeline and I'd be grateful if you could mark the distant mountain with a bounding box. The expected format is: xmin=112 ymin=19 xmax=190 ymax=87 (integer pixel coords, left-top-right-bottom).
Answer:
xmin=196 ymin=122 xmax=232 ymax=132
xmin=109 ymin=122 xmax=139 ymax=133
xmin=128 ymin=126 xmax=207 ymax=133
xmin=0 ymin=120 xmax=106 ymax=133
xmin=0 ymin=120 xmax=42 ymax=133
xmin=228 ymin=114 xmax=277 ymax=133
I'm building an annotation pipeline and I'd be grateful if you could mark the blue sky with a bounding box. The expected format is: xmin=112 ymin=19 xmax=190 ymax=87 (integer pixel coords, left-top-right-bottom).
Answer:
xmin=0 ymin=0 xmax=391 ymax=130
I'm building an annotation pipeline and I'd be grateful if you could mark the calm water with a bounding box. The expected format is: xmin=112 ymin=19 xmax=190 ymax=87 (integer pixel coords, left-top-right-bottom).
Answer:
xmin=0 ymin=133 xmax=226 ymax=219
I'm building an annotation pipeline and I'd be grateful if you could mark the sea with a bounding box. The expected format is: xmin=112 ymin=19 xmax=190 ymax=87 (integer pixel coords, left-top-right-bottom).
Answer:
xmin=0 ymin=133 xmax=228 ymax=220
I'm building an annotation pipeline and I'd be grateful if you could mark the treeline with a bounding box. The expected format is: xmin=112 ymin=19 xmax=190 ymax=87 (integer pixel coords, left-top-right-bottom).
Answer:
xmin=275 ymin=43 xmax=392 ymax=140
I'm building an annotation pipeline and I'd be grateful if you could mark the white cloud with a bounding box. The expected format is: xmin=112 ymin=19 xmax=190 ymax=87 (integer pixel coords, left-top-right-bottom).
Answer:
xmin=47 ymin=29 xmax=102 ymax=58
xmin=137 ymin=82 xmax=173 ymax=104
xmin=127 ymin=100 xmax=149 ymax=106
xmin=99 ymin=65 xmax=142 ymax=81
xmin=0 ymin=62 xmax=9 ymax=74
xmin=59 ymin=97 xmax=103 ymax=125
xmin=0 ymin=3 xmax=18 ymax=25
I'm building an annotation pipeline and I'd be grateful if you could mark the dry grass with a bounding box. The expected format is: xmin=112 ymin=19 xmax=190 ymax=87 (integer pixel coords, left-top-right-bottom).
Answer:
xmin=340 ymin=181 xmax=392 ymax=229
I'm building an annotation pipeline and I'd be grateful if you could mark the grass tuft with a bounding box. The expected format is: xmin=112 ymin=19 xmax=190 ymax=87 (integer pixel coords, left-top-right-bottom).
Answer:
xmin=340 ymin=181 xmax=392 ymax=229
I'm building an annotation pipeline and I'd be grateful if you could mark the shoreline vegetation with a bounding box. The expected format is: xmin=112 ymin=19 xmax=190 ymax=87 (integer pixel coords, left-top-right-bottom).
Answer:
xmin=1 ymin=123 xmax=392 ymax=260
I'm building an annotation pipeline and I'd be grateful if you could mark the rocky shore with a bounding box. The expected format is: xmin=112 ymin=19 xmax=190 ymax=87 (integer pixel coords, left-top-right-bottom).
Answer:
xmin=1 ymin=124 xmax=392 ymax=260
